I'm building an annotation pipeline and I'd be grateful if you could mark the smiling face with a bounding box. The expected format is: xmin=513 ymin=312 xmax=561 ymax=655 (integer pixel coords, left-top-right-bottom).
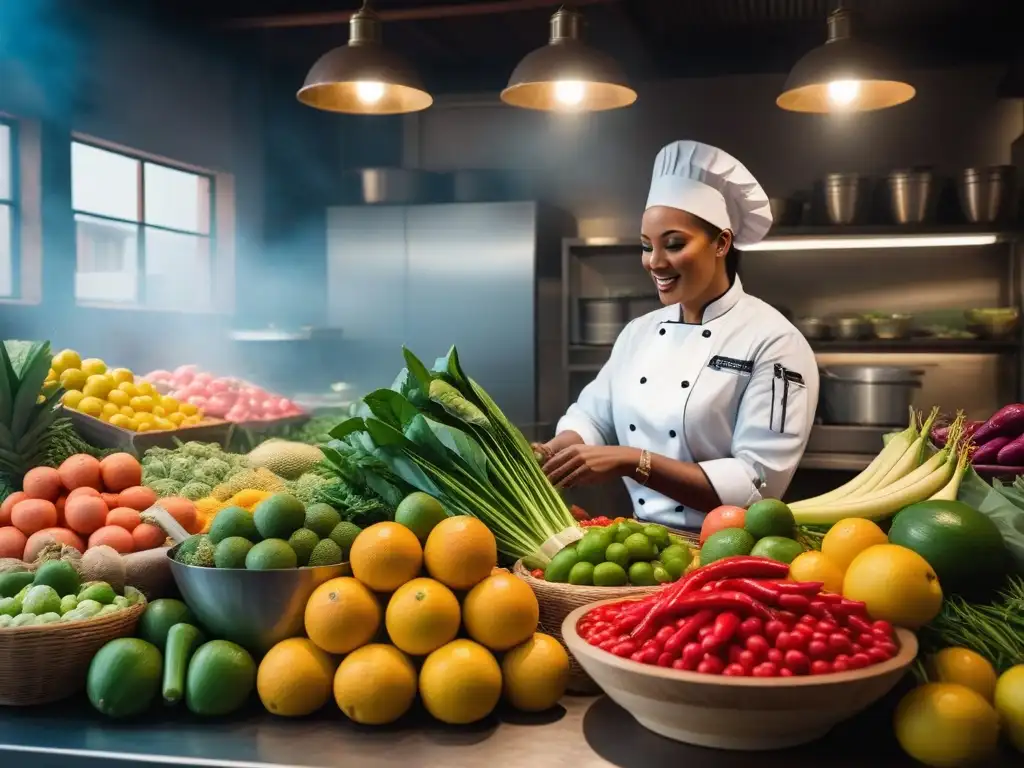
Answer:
xmin=641 ymin=206 xmax=732 ymax=310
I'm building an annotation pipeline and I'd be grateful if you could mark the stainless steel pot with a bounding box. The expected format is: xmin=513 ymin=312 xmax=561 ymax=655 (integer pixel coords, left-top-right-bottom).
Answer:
xmin=824 ymin=173 xmax=869 ymax=225
xmin=833 ymin=315 xmax=868 ymax=341
xmin=888 ymin=168 xmax=934 ymax=224
xmin=796 ymin=316 xmax=830 ymax=340
xmin=958 ymin=166 xmax=1016 ymax=223
xmin=820 ymin=366 xmax=923 ymax=426
xmin=579 ymin=297 xmax=627 ymax=345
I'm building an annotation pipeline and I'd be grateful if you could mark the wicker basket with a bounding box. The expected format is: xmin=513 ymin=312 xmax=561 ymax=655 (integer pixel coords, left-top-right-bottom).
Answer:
xmin=0 ymin=603 xmax=145 ymax=706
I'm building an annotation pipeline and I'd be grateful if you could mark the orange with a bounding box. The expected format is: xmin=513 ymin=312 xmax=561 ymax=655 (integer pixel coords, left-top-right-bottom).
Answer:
xmin=349 ymin=522 xmax=423 ymax=593
xmin=821 ymin=518 xmax=889 ymax=572
xmin=788 ymin=550 xmax=844 ymax=593
xmin=423 ymin=516 xmax=497 ymax=590
xmin=257 ymin=638 xmax=336 ymax=717
xmin=462 ymin=572 xmax=539 ymax=651
xmin=928 ymin=648 xmax=998 ymax=702
xmin=385 ymin=577 xmax=460 ymax=656
xmin=304 ymin=577 xmax=381 ymax=654
xmin=333 ymin=644 xmax=417 ymax=725
xmin=843 ymin=544 xmax=943 ymax=629
xmin=419 ymin=639 xmax=502 ymax=725
xmin=501 ymin=633 xmax=570 ymax=712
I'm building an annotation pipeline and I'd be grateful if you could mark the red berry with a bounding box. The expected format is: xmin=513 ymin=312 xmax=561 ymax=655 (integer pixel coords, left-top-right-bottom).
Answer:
xmin=832 ymin=659 xmax=850 ymax=672
xmin=697 ymin=656 xmax=725 ymax=675
xmin=857 ymin=633 xmax=876 ymax=648
xmin=828 ymin=633 xmax=853 ymax=654
xmin=752 ymin=662 xmax=778 ymax=678
xmin=807 ymin=640 xmax=828 ymax=659
xmin=655 ymin=626 xmax=676 ymax=645
xmin=611 ymin=641 xmax=637 ymax=658
xmin=872 ymin=619 xmax=893 ymax=636
xmin=681 ymin=642 xmax=704 ymax=669
xmin=737 ymin=616 xmax=764 ymax=640
xmin=810 ymin=660 xmax=832 ymax=675
xmin=875 ymin=642 xmax=898 ymax=658
xmin=784 ymin=650 xmax=810 ymax=674
xmin=765 ymin=619 xmax=787 ymax=643
xmin=728 ymin=645 xmax=745 ymax=665
xmin=849 ymin=653 xmax=871 ymax=670
xmin=738 ymin=650 xmax=757 ymax=670
xmin=866 ymin=647 xmax=890 ymax=664
xmin=774 ymin=631 xmax=791 ymax=650
xmin=599 ymin=638 xmax=618 ymax=651
xmin=816 ymin=619 xmax=838 ymax=634
xmin=723 ymin=663 xmax=747 ymax=677
xmin=657 ymin=652 xmax=674 ymax=667
xmin=777 ymin=610 xmax=799 ymax=626
xmin=698 ymin=625 xmax=714 ymax=639
xmin=672 ymin=658 xmax=688 ymax=670
xmin=799 ymin=614 xmax=817 ymax=626
xmin=778 ymin=667 xmax=794 ymax=677
xmin=767 ymin=648 xmax=784 ymax=665
xmin=745 ymin=635 xmax=770 ymax=657
xmin=638 ymin=648 xmax=659 ymax=665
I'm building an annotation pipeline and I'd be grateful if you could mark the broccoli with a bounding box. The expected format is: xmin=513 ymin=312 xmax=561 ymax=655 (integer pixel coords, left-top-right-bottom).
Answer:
xmin=177 ymin=535 xmax=215 ymax=567
xmin=180 ymin=442 xmax=223 ymax=460
xmin=148 ymin=478 xmax=183 ymax=497
xmin=168 ymin=457 xmax=195 ymax=483
xmin=142 ymin=459 xmax=168 ymax=481
xmin=179 ymin=481 xmax=213 ymax=501
xmin=288 ymin=472 xmax=330 ymax=505
xmin=193 ymin=457 xmax=231 ymax=485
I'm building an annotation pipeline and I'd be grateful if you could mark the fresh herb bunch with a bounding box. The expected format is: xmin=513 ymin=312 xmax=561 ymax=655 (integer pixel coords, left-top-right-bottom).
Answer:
xmin=920 ymin=576 xmax=1024 ymax=673
xmin=324 ymin=346 xmax=575 ymax=564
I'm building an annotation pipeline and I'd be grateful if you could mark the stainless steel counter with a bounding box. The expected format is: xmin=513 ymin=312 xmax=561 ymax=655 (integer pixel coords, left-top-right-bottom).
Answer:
xmin=0 ymin=687 xmax=1016 ymax=768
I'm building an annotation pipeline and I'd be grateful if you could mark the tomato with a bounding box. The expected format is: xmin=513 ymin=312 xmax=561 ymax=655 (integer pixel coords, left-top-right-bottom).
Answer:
xmin=699 ymin=505 xmax=747 ymax=544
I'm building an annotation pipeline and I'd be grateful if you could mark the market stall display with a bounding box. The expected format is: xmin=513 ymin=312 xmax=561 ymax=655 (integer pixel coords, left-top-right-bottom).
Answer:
xmin=143 ymin=366 xmax=304 ymax=423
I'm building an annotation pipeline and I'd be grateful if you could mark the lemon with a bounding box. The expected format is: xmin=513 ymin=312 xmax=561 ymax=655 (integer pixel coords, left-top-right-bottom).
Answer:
xmin=928 ymin=648 xmax=997 ymax=702
xmin=124 ymin=418 xmax=139 ymax=431
xmin=501 ymin=633 xmax=570 ymax=712
xmin=995 ymin=665 xmax=1024 ymax=753
xmin=152 ymin=405 xmax=166 ymax=418
xmin=788 ymin=550 xmax=844 ymax=593
xmin=106 ymin=389 xmax=130 ymax=407
xmin=258 ymin=638 xmax=336 ymax=718
xmin=117 ymin=381 xmax=138 ymax=398
xmin=109 ymin=368 xmax=134 ymax=385
xmin=179 ymin=402 xmax=199 ymax=417
xmin=821 ymin=518 xmax=889 ymax=572
xmin=160 ymin=396 xmax=179 ymax=413
xmin=181 ymin=416 xmax=201 ymax=427
xmin=119 ymin=405 xmax=135 ymax=418
xmin=108 ymin=414 xmax=134 ymax=429
xmin=153 ymin=417 xmax=175 ymax=431
xmin=77 ymin=396 xmax=105 ymax=417
xmin=101 ymin=402 xmax=120 ymax=420
xmin=59 ymin=368 xmax=88 ymax=392
xmin=894 ymin=683 xmax=999 ymax=767
xmin=61 ymin=390 xmax=85 ymax=409
xmin=130 ymin=395 xmax=154 ymax=413
xmin=136 ymin=422 xmax=153 ymax=433
xmin=333 ymin=644 xmax=417 ymax=725
xmin=419 ymin=639 xmax=502 ymax=725
xmin=80 ymin=358 xmax=107 ymax=376
xmin=82 ymin=374 xmax=112 ymax=399
xmin=136 ymin=380 xmax=156 ymax=397
xmin=51 ymin=349 xmax=82 ymax=375
xmin=843 ymin=544 xmax=943 ymax=629
xmin=168 ymin=412 xmax=186 ymax=426
xmin=134 ymin=412 xmax=155 ymax=426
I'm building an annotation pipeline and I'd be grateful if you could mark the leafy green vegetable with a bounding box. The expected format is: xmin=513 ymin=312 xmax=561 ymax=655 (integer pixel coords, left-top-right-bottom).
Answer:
xmin=957 ymin=467 xmax=1024 ymax=573
xmin=326 ymin=345 xmax=575 ymax=564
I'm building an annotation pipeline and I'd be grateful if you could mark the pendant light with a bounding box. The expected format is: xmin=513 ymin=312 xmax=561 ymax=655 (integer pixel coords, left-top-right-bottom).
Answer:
xmin=501 ymin=5 xmax=636 ymax=112
xmin=297 ymin=1 xmax=432 ymax=115
xmin=776 ymin=5 xmax=915 ymax=114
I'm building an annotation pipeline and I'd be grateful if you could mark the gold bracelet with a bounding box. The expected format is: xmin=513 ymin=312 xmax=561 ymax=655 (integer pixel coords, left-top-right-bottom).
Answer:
xmin=635 ymin=449 xmax=652 ymax=486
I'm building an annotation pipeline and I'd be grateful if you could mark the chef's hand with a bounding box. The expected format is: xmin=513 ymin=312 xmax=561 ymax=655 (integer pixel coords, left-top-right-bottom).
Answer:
xmin=542 ymin=445 xmax=637 ymax=489
xmin=530 ymin=431 xmax=585 ymax=465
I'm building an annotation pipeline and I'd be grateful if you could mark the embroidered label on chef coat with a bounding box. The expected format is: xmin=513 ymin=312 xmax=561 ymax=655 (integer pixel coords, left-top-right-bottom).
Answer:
xmin=770 ymin=364 xmax=807 ymax=435
xmin=707 ymin=356 xmax=754 ymax=374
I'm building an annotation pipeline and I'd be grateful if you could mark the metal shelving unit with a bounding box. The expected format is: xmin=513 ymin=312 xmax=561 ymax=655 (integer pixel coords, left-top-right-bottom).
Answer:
xmin=559 ymin=226 xmax=1024 ymax=472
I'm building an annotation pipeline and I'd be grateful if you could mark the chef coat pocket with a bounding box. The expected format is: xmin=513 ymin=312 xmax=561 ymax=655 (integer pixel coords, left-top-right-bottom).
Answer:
xmin=770 ymin=364 xmax=808 ymax=435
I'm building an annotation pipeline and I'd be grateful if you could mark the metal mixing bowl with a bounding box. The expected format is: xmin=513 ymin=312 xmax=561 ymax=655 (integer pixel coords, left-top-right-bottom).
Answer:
xmin=964 ymin=307 xmax=1020 ymax=340
xmin=824 ymin=173 xmax=870 ymax=225
xmin=833 ymin=315 xmax=868 ymax=341
xmin=796 ymin=317 xmax=830 ymax=340
xmin=167 ymin=547 xmax=348 ymax=654
xmin=868 ymin=313 xmax=913 ymax=340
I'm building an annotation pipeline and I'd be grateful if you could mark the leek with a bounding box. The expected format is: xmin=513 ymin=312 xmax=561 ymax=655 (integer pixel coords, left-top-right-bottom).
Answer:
xmin=325 ymin=346 xmax=575 ymax=564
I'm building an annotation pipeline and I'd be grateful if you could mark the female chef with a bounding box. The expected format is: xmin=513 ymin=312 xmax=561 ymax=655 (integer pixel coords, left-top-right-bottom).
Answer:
xmin=537 ymin=140 xmax=819 ymax=530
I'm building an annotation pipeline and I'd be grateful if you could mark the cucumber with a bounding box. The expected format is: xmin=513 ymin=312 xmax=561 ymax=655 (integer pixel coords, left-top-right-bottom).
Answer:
xmin=543 ymin=546 xmax=580 ymax=583
xmin=520 ymin=554 xmax=546 ymax=571
xmin=162 ymin=623 xmax=205 ymax=705
xmin=0 ymin=572 xmax=34 ymax=599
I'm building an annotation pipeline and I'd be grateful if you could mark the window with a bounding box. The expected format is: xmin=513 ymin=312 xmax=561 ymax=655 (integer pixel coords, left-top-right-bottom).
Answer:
xmin=71 ymin=139 xmax=220 ymax=311
xmin=1 ymin=119 xmax=17 ymax=298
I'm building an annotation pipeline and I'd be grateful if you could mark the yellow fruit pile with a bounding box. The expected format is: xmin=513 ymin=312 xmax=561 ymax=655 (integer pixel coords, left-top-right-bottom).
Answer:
xmin=256 ymin=517 xmax=570 ymax=724
xmin=895 ymin=649 xmax=1024 ymax=766
xmin=48 ymin=348 xmax=202 ymax=433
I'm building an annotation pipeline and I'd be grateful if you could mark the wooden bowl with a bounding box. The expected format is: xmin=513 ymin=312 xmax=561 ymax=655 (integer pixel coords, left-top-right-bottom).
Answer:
xmin=562 ymin=598 xmax=918 ymax=751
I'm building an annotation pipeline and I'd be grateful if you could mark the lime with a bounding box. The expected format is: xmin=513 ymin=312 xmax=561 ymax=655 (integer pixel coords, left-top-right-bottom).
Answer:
xmin=395 ymin=492 xmax=448 ymax=542
xmin=568 ymin=562 xmax=595 ymax=586
xmin=576 ymin=533 xmax=609 ymax=565
xmin=628 ymin=561 xmax=657 ymax=586
xmin=605 ymin=522 xmax=623 ymax=541
xmin=700 ymin=528 xmax=755 ymax=565
xmin=744 ymin=499 xmax=796 ymax=539
xmin=653 ymin=564 xmax=672 ymax=583
xmin=592 ymin=562 xmax=628 ymax=587
xmin=750 ymin=536 xmax=804 ymax=564
xmin=661 ymin=557 xmax=688 ymax=580
xmin=614 ymin=526 xmax=632 ymax=544
xmin=643 ymin=524 xmax=670 ymax=549
xmin=659 ymin=544 xmax=692 ymax=565
xmin=591 ymin=526 xmax=615 ymax=550
xmin=624 ymin=520 xmax=644 ymax=533
xmin=668 ymin=534 xmax=688 ymax=547
xmin=624 ymin=532 xmax=655 ymax=562
xmin=543 ymin=546 xmax=579 ymax=583
xmin=22 ymin=585 xmax=61 ymax=615
xmin=604 ymin=542 xmax=630 ymax=570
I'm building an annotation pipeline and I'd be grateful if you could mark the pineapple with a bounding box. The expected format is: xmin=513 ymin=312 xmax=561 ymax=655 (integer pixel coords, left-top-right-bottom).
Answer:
xmin=0 ymin=341 xmax=64 ymax=482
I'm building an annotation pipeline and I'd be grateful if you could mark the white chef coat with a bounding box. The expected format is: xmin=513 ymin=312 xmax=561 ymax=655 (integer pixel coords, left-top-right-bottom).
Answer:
xmin=557 ymin=277 xmax=819 ymax=529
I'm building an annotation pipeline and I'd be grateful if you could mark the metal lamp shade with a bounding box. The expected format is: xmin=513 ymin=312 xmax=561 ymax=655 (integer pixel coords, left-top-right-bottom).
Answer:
xmin=297 ymin=44 xmax=433 ymax=115
xmin=776 ymin=9 xmax=914 ymax=114
xmin=500 ymin=7 xmax=635 ymax=112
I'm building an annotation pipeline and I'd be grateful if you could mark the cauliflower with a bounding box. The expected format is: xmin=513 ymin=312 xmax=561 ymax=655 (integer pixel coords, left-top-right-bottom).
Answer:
xmin=180 ymin=442 xmax=222 ymax=460
xmin=194 ymin=457 xmax=231 ymax=485
xmin=179 ymin=481 xmax=213 ymax=501
xmin=168 ymin=457 xmax=196 ymax=483
xmin=148 ymin=478 xmax=183 ymax=497
xmin=142 ymin=459 xmax=168 ymax=481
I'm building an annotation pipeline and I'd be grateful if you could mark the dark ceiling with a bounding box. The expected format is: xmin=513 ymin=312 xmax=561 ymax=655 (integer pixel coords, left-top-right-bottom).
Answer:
xmin=136 ymin=0 xmax=1019 ymax=93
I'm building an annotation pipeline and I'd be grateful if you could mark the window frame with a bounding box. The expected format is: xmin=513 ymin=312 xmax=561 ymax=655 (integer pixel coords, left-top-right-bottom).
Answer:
xmin=70 ymin=134 xmax=230 ymax=312
xmin=1 ymin=116 xmax=22 ymax=299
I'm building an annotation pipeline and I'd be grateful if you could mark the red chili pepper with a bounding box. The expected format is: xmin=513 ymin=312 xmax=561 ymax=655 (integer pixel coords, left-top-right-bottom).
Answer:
xmin=763 ymin=580 xmax=824 ymax=595
xmin=845 ymin=615 xmax=874 ymax=635
xmin=714 ymin=578 xmax=784 ymax=604
xmin=817 ymin=592 xmax=843 ymax=605
xmin=656 ymin=591 xmax=775 ymax=624
xmin=707 ymin=611 xmax=742 ymax=648
xmin=778 ymin=593 xmax=811 ymax=612
xmin=632 ymin=557 xmax=788 ymax=642
xmin=663 ymin=609 xmax=715 ymax=656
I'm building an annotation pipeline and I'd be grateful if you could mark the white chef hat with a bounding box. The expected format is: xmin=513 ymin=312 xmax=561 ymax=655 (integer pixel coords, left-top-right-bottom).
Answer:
xmin=645 ymin=140 xmax=772 ymax=248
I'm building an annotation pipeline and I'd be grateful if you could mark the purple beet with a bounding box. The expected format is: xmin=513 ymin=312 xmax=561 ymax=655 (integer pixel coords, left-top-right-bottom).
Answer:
xmin=972 ymin=435 xmax=1013 ymax=465
xmin=971 ymin=404 xmax=1024 ymax=445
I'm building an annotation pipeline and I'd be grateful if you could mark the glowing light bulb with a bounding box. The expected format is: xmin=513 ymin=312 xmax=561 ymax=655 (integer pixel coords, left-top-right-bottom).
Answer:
xmin=554 ymin=80 xmax=585 ymax=107
xmin=827 ymin=80 xmax=861 ymax=107
xmin=355 ymin=81 xmax=385 ymax=104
